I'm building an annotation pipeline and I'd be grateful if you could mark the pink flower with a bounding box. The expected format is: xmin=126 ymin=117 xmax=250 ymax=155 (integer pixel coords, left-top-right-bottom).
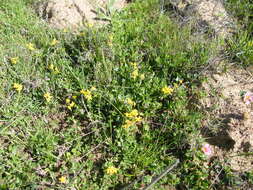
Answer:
xmin=244 ymin=92 xmax=253 ymax=105
xmin=201 ymin=143 xmax=212 ymax=156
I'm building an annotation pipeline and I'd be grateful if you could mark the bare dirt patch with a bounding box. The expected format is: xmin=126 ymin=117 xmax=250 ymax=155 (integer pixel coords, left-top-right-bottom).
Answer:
xmin=191 ymin=0 xmax=235 ymax=38
xmin=201 ymin=64 xmax=253 ymax=172
xmin=34 ymin=0 xmax=128 ymax=29
xmin=169 ymin=0 xmax=236 ymax=38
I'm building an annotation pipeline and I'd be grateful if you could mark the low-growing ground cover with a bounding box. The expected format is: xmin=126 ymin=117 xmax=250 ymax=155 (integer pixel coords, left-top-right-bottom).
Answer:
xmin=0 ymin=0 xmax=252 ymax=189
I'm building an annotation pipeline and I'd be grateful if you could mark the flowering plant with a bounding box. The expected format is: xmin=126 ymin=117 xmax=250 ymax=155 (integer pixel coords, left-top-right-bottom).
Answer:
xmin=201 ymin=143 xmax=212 ymax=156
xmin=244 ymin=91 xmax=253 ymax=105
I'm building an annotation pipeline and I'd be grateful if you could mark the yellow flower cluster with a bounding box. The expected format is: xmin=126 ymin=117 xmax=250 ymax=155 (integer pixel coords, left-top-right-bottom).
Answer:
xmin=43 ymin=92 xmax=52 ymax=102
xmin=130 ymin=62 xmax=138 ymax=68
xmin=130 ymin=62 xmax=139 ymax=80
xmin=13 ymin=83 xmax=23 ymax=93
xmin=105 ymin=166 xmax=118 ymax=175
xmin=48 ymin=64 xmax=60 ymax=74
xmin=80 ymin=89 xmax=92 ymax=101
xmin=140 ymin=74 xmax=145 ymax=80
xmin=10 ymin=57 xmax=18 ymax=64
xmin=26 ymin=43 xmax=35 ymax=51
xmin=123 ymin=109 xmax=142 ymax=129
xmin=50 ymin=39 xmax=59 ymax=46
xmin=131 ymin=69 xmax=138 ymax=79
xmin=125 ymin=109 xmax=139 ymax=118
xmin=161 ymin=86 xmax=174 ymax=95
xmin=66 ymin=98 xmax=75 ymax=110
xmin=126 ymin=98 xmax=136 ymax=107
xmin=122 ymin=120 xmax=136 ymax=129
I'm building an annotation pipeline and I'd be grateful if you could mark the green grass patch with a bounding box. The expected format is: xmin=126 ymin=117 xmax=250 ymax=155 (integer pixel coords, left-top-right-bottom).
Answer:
xmin=0 ymin=0 xmax=218 ymax=189
xmin=225 ymin=0 xmax=253 ymax=66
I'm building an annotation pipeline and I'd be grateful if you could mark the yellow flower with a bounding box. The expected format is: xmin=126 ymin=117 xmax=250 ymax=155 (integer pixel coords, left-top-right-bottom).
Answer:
xmin=179 ymin=80 xmax=183 ymax=84
xmin=66 ymin=98 xmax=71 ymax=104
xmin=13 ymin=83 xmax=23 ymax=93
xmin=67 ymin=101 xmax=75 ymax=110
xmin=58 ymin=176 xmax=67 ymax=183
xmin=105 ymin=166 xmax=118 ymax=175
xmin=80 ymin=89 xmax=92 ymax=101
xmin=10 ymin=57 xmax=18 ymax=64
xmin=140 ymin=74 xmax=145 ymax=80
xmin=50 ymin=39 xmax=59 ymax=46
xmin=123 ymin=109 xmax=142 ymax=129
xmin=48 ymin=64 xmax=54 ymax=71
xmin=72 ymin=95 xmax=77 ymax=99
xmin=90 ymin=86 xmax=97 ymax=91
xmin=133 ymin=116 xmax=142 ymax=123
xmin=126 ymin=98 xmax=136 ymax=107
xmin=131 ymin=69 xmax=138 ymax=80
xmin=161 ymin=86 xmax=173 ymax=95
xmin=48 ymin=64 xmax=60 ymax=74
xmin=43 ymin=92 xmax=52 ymax=102
xmin=26 ymin=43 xmax=35 ymax=51
xmin=130 ymin=62 xmax=138 ymax=68
xmin=122 ymin=117 xmax=142 ymax=129
xmin=125 ymin=109 xmax=139 ymax=118
xmin=122 ymin=120 xmax=135 ymax=129
xmin=53 ymin=67 xmax=60 ymax=74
